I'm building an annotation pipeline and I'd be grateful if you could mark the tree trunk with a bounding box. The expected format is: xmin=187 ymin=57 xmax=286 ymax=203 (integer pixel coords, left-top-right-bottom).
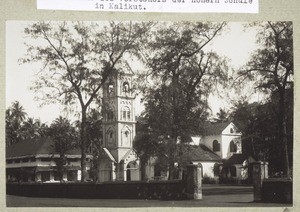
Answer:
xmin=168 ymin=139 xmax=177 ymax=180
xmin=278 ymin=89 xmax=290 ymax=178
xmin=140 ymin=157 xmax=147 ymax=181
xmin=80 ymin=108 xmax=87 ymax=182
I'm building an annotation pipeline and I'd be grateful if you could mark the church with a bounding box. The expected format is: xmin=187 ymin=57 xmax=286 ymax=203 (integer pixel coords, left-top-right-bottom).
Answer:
xmin=5 ymin=69 xmax=253 ymax=183
xmin=96 ymin=69 xmax=252 ymax=183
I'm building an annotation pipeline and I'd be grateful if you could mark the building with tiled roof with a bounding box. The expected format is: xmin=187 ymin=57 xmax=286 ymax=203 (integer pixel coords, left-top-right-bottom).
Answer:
xmin=6 ymin=137 xmax=92 ymax=183
xmin=181 ymin=144 xmax=221 ymax=162
xmin=143 ymin=122 xmax=248 ymax=181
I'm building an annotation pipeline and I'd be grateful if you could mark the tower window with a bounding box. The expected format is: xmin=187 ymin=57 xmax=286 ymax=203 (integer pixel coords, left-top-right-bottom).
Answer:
xmin=127 ymin=111 xmax=131 ymax=120
xmin=121 ymin=127 xmax=131 ymax=146
xmin=122 ymin=106 xmax=131 ymax=121
xmin=107 ymin=130 xmax=115 ymax=147
xmin=122 ymin=82 xmax=130 ymax=93
xmin=107 ymin=111 xmax=114 ymax=120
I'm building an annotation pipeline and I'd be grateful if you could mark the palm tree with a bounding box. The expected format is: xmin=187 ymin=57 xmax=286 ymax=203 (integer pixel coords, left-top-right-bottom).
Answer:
xmin=6 ymin=102 xmax=27 ymax=146
xmin=20 ymin=118 xmax=48 ymax=140
xmin=10 ymin=101 xmax=27 ymax=125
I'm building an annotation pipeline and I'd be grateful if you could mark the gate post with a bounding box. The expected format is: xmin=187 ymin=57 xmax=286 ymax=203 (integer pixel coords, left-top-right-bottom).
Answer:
xmin=186 ymin=164 xmax=202 ymax=200
xmin=252 ymin=161 xmax=268 ymax=201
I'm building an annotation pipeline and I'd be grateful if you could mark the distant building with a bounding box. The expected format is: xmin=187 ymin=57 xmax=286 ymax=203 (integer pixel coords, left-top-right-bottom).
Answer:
xmin=6 ymin=137 xmax=92 ymax=183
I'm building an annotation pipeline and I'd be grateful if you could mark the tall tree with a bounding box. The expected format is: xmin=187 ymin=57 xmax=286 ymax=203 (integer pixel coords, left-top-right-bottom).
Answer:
xmin=10 ymin=101 xmax=27 ymax=125
xmin=140 ymin=22 xmax=227 ymax=179
xmin=21 ymin=21 xmax=152 ymax=181
xmin=85 ymin=109 xmax=103 ymax=181
xmin=48 ymin=116 xmax=77 ymax=181
xmin=239 ymin=22 xmax=293 ymax=177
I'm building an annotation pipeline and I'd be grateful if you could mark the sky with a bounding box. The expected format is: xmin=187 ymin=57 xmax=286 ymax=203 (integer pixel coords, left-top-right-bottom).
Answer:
xmin=6 ymin=21 xmax=260 ymax=124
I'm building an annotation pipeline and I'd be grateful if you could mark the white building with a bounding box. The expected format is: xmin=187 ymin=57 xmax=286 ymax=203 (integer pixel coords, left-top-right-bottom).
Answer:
xmin=144 ymin=121 xmax=253 ymax=182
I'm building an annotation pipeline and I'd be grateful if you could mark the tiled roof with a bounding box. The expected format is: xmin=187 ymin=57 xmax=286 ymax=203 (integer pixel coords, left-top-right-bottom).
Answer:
xmin=6 ymin=137 xmax=81 ymax=158
xmin=203 ymin=121 xmax=231 ymax=135
xmin=180 ymin=144 xmax=221 ymax=162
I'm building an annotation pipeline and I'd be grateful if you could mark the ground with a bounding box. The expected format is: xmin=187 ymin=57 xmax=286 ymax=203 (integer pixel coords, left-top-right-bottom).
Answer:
xmin=6 ymin=185 xmax=292 ymax=208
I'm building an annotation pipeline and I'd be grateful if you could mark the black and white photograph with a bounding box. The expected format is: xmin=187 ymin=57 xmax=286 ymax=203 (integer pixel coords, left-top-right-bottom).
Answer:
xmin=5 ymin=21 xmax=293 ymax=207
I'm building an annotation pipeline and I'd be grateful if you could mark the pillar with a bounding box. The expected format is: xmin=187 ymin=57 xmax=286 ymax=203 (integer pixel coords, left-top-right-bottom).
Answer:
xmin=186 ymin=164 xmax=202 ymax=200
xmin=111 ymin=162 xmax=116 ymax=181
xmin=252 ymin=161 xmax=268 ymax=202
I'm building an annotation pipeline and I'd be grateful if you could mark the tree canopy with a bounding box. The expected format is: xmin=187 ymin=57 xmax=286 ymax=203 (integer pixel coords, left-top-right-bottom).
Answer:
xmin=238 ymin=21 xmax=293 ymax=177
xmin=136 ymin=22 xmax=228 ymax=179
xmin=21 ymin=21 xmax=153 ymax=181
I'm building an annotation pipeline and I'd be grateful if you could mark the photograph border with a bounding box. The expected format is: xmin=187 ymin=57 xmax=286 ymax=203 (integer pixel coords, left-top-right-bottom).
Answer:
xmin=1 ymin=0 xmax=299 ymax=211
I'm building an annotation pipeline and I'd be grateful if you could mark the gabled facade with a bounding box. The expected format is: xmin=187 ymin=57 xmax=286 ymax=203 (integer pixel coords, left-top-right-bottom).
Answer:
xmin=199 ymin=122 xmax=242 ymax=159
xmin=189 ymin=122 xmax=254 ymax=182
xmin=145 ymin=122 xmax=250 ymax=182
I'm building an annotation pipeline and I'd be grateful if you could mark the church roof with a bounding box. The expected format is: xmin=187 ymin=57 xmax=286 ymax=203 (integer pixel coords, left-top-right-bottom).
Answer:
xmin=6 ymin=137 xmax=82 ymax=159
xmin=180 ymin=144 xmax=221 ymax=162
xmin=121 ymin=148 xmax=135 ymax=162
xmin=203 ymin=121 xmax=232 ymax=135
xmin=102 ymin=148 xmax=117 ymax=163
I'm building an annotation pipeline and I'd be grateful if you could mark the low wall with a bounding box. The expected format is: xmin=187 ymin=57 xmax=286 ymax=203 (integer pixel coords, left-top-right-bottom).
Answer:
xmin=7 ymin=180 xmax=186 ymax=200
xmin=261 ymin=178 xmax=292 ymax=204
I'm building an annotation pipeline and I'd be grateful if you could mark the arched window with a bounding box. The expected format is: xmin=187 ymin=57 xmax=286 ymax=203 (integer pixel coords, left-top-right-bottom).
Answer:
xmin=107 ymin=129 xmax=115 ymax=146
xmin=230 ymin=128 xmax=234 ymax=133
xmin=213 ymin=140 xmax=220 ymax=152
xmin=230 ymin=140 xmax=237 ymax=152
xmin=107 ymin=110 xmax=114 ymax=120
xmin=121 ymin=127 xmax=131 ymax=146
xmin=122 ymin=82 xmax=130 ymax=93
xmin=126 ymin=164 xmax=131 ymax=181
xmin=124 ymin=130 xmax=129 ymax=137
xmin=122 ymin=106 xmax=131 ymax=121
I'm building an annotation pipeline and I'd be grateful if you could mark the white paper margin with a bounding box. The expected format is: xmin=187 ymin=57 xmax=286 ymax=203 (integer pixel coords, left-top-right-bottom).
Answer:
xmin=37 ymin=0 xmax=259 ymax=14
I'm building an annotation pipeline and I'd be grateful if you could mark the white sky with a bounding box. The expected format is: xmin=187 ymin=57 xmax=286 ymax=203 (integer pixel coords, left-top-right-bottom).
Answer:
xmin=6 ymin=21 xmax=259 ymax=124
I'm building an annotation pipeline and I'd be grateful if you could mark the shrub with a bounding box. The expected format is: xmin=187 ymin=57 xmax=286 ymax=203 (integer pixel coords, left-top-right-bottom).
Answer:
xmin=202 ymin=176 xmax=219 ymax=184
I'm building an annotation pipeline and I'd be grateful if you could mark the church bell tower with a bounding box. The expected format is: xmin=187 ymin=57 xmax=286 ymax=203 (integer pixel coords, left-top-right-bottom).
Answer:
xmin=102 ymin=69 xmax=136 ymax=167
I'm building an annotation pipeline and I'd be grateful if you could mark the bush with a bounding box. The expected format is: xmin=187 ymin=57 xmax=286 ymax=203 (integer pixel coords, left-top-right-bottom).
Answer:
xmin=202 ymin=176 xmax=219 ymax=184
xmin=219 ymin=177 xmax=240 ymax=184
